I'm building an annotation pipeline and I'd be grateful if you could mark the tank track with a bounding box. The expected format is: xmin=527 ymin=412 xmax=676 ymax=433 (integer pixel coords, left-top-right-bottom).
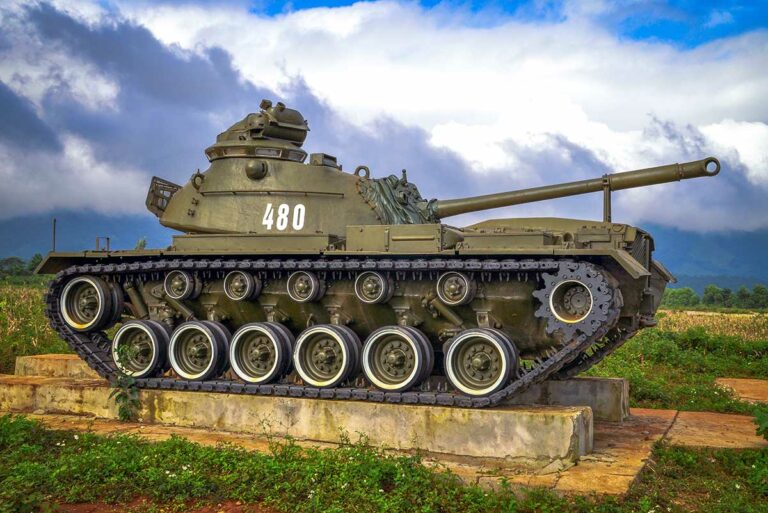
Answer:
xmin=44 ymin=257 xmax=622 ymax=408
xmin=550 ymin=326 xmax=639 ymax=380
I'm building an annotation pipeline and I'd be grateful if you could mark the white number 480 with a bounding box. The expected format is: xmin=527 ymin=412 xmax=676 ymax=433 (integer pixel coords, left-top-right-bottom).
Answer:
xmin=262 ymin=203 xmax=306 ymax=231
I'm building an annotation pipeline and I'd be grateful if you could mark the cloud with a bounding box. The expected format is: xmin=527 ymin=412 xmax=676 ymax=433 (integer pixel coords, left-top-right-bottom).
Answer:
xmin=0 ymin=2 xmax=478 ymax=224
xmin=0 ymin=3 xmax=119 ymax=111
xmin=0 ymin=81 xmax=61 ymax=151
xmin=0 ymin=0 xmax=766 ymax=234
xmin=0 ymin=133 xmax=147 ymax=218
xmin=289 ymin=81 xmax=476 ymax=199
xmin=704 ymin=10 xmax=734 ymax=29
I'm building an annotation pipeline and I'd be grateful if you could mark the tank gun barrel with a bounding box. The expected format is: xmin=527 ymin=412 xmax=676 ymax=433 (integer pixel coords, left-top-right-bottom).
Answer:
xmin=432 ymin=157 xmax=721 ymax=220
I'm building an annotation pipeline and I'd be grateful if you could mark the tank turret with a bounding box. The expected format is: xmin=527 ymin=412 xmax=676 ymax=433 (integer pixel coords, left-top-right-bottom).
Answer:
xmin=147 ymin=100 xmax=719 ymax=236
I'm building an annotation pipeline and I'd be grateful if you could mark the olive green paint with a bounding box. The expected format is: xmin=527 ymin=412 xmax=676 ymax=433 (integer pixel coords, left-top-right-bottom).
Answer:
xmin=36 ymin=100 xmax=721 ymax=369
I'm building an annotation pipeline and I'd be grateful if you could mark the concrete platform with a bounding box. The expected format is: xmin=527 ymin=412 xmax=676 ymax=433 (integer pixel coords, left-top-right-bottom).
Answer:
xmin=15 ymin=354 xmax=100 ymax=380
xmin=14 ymin=354 xmax=629 ymax=421
xmin=504 ymin=376 xmax=628 ymax=422
xmin=7 ymin=409 xmax=675 ymax=495
xmin=0 ymin=374 xmax=592 ymax=470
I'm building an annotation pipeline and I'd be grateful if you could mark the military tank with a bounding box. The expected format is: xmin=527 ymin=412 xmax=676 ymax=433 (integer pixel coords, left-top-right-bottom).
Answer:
xmin=38 ymin=100 xmax=721 ymax=407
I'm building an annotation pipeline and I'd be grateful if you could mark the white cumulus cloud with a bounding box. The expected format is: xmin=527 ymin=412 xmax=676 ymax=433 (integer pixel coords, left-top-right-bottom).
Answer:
xmin=0 ymin=134 xmax=147 ymax=219
xmin=0 ymin=2 xmax=120 ymax=112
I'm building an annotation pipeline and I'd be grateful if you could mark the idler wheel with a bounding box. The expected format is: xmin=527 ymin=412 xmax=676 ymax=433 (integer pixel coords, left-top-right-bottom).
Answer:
xmin=362 ymin=326 xmax=433 ymax=392
xmin=354 ymin=271 xmax=394 ymax=304
xmin=436 ymin=272 xmax=476 ymax=306
xmin=112 ymin=320 xmax=169 ymax=378
xmin=163 ymin=270 xmax=201 ymax=301
xmin=224 ymin=271 xmax=262 ymax=302
xmin=60 ymin=275 xmax=114 ymax=332
xmin=293 ymin=325 xmax=361 ymax=388
xmin=444 ymin=328 xmax=518 ymax=397
xmin=230 ymin=322 xmax=293 ymax=384
xmin=549 ymin=280 xmax=594 ymax=323
xmin=287 ymin=271 xmax=325 ymax=303
xmin=169 ymin=321 xmax=230 ymax=380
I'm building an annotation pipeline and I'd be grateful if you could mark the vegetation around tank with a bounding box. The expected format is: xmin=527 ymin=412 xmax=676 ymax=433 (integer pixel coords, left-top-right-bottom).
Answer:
xmin=1 ymin=413 xmax=767 ymax=513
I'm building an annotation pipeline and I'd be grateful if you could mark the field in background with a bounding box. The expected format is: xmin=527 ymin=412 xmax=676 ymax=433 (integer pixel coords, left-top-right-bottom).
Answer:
xmin=1 ymin=280 xmax=767 ymax=413
xmin=0 ymin=279 xmax=69 ymax=374
xmin=658 ymin=309 xmax=768 ymax=341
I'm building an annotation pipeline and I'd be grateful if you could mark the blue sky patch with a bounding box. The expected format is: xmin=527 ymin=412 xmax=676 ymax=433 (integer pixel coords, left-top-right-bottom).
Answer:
xmin=251 ymin=0 xmax=766 ymax=47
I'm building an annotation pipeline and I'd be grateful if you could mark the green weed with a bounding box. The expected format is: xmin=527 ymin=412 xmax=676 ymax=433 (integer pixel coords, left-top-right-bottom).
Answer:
xmin=0 ymin=415 xmax=766 ymax=513
xmin=587 ymin=327 xmax=768 ymax=413
xmin=109 ymin=374 xmax=141 ymax=422
xmin=755 ymin=405 xmax=768 ymax=441
xmin=0 ymin=281 xmax=70 ymax=374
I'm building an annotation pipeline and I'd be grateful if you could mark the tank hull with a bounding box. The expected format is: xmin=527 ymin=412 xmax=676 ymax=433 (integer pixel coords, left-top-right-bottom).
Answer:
xmin=38 ymin=218 xmax=665 ymax=406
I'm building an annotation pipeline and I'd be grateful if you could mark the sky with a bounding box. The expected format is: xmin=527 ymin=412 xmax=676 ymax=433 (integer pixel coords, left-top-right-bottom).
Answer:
xmin=0 ymin=0 xmax=766 ymax=260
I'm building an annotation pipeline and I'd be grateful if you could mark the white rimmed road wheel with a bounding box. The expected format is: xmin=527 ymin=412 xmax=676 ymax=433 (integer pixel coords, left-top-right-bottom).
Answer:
xmin=169 ymin=321 xmax=229 ymax=380
xmin=362 ymin=326 xmax=433 ymax=392
xmin=444 ymin=328 xmax=518 ymax=397
xmin=106 ymin=282 xmax=125 ymax=326
xmin=60 ymin=276 xmax=114 ymax=332
xmin=230 ymin=322 xmax=293 ymax=384
xmin=112 ymin=320 xmax=169 ymax=378
xmin=293 ymin=325 xmax=361 ymax=388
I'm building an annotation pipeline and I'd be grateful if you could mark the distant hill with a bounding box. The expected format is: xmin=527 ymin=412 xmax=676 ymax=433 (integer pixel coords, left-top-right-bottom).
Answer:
xmin=642 ymin=223 xmax=768 ymax=284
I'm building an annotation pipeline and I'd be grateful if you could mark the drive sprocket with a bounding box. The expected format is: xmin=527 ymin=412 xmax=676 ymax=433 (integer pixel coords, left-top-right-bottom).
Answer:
xmin=532 ymin=261 xmax=621 ymax=341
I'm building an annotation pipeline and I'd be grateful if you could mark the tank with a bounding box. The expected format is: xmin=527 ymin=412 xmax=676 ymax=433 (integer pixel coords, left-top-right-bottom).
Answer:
xmin=38 ymin=99 xmax=721 ymax=407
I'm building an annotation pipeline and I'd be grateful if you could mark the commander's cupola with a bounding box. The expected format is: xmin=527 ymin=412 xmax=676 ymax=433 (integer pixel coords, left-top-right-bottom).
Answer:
xmin=204 ymin=99 xmax=310 ymax=163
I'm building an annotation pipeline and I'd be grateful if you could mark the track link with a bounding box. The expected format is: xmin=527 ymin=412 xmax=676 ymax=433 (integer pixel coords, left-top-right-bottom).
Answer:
xmin=45 ymin=257 xmax=622 ymax=408
xmin=551 ymin=326 xmax=639 ymax=380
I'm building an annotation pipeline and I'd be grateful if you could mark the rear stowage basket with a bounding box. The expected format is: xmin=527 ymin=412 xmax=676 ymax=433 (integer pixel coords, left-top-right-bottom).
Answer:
xmin=145 ymin=176 xmax=181 ymax=217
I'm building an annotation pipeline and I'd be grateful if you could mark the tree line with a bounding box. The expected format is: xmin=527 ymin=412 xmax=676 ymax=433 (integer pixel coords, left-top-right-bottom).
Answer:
xmin=0 ymin=254 xmax=43 ymax=277
xmin=662 ymin=284 xmax=768 ymax=309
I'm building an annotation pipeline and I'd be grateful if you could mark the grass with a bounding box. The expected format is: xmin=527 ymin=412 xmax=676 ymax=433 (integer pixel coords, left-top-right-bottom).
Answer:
xmin=661 ymin=305 xmax=768 ymax=315
xmin=0 ymin=279 xmax=69 ymax=374
xmin=0 ymin=414 xmax=766 ymax=513
xmin=587 ymin=325 xmax=768 ymax=414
